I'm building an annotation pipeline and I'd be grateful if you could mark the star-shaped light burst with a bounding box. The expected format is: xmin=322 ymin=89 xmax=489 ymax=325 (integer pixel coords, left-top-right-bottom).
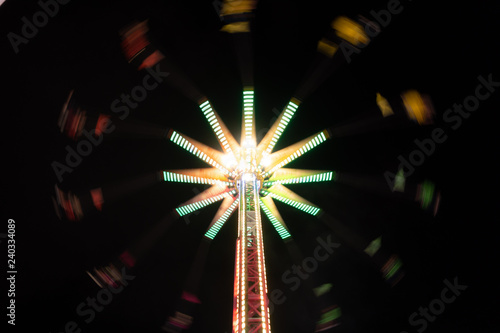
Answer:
xmin=162 ymin=87 xmax=334 ymax=332
xmin=164 ymin=93 xmax=333 ymax=237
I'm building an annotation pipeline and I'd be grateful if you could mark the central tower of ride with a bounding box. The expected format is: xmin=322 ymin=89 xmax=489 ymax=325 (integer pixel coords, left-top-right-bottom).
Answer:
xmin=233 ymin=171 xmax=271 ymax=333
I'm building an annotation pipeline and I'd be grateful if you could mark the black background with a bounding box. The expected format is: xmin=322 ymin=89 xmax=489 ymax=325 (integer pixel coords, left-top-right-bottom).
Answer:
xmin=1 ymin=0 xmax=499 ymax=332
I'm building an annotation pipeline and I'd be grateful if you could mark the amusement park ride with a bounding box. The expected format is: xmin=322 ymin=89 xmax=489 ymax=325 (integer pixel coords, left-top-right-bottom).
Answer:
xmin=53 ymin=1 xmax=440 ymax=332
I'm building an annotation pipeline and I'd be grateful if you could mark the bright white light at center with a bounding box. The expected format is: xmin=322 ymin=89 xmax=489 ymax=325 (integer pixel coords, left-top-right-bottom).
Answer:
xmin=260 ymin=153 xmax=271 ymax=167
xmin=243 ymin=173 xmax=255 ymax=182
xmin=222 ymin=153 xmax=237 ymax=167
xmin=242 ymin=139 xmax=255 ymax=148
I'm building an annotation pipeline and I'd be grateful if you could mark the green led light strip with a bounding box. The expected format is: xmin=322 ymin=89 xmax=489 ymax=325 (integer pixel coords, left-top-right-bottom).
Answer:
xmin=264 ymin=171 xmax=334 ymax=186
xmin=242 ymin=90 xmax=254 ymax=140
xmin=163 ymin=171 xmax=231 ymax=186
xmin=266 ymin=100 xmax=299 ymax=153
xmin=205 ymin=197 xmax=240 ymax=240
xmin=170 ymin=131 xmax=230 ymax=175
xmin=260 ymin=189 xmax=321 ymax=216
xmin=265 ymin=131 xmax=327 ymax=177
xmin=259 ymin=199 xmax=291 ymax=239
xmin=176 ymin=192 xmax=230 ymax=217
xmin=199 ymin=101 xmax=231 ymax=153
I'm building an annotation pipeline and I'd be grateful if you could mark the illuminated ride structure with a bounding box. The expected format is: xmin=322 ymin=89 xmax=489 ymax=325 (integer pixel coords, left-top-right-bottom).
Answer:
xmin=162 ymin=88 xmax=333 ymax=333
xmin=54 ymin=1 xmax=441 ymax=332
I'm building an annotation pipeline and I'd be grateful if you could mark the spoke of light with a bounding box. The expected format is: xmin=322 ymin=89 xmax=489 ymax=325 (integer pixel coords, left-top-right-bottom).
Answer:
xmin=257 ymin=99 xmax=301 ymax=159
xmin=168 ymin=130 xmax=232 ymax=175
xmin=263 ymin=130 xmax=330 ymax=177
xmin=261 ymin=184 xmax=321 ymax=216
xmin=259 ymin=196 xmax=291 ymax=240
xmin=205 ymin=196 xmax=239 ymax=240
xmin=240 ymin=88 xmax=256 ymax=147
xmin=175 ymin=184 xmax=235 ymax=217
xmin=199 ymin=99 xmax=240 ymax=156
xmin=264 ymin=169 xmax=335 ymax=186
xmin=163 ymin=169 xmax=232 ymax=186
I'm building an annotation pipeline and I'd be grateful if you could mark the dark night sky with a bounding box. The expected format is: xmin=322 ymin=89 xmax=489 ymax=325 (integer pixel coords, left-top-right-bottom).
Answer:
xmin=1 ymin=0 xmax=499 ymax=332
